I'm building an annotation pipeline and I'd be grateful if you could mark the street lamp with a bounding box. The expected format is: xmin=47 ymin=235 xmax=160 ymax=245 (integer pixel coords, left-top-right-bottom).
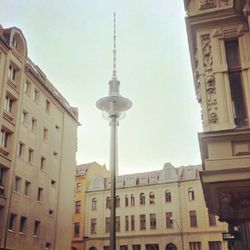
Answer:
xmin=96 ymin=13 xmax=132 ymax=250
xmin=170 ymin=217 xmax=184 ymax=250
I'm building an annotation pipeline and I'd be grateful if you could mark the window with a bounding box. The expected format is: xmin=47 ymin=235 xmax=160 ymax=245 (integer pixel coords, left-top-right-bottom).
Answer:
xmin=37 ymin=187 xmax=43 ymax=201
xmin=33 ymin=89 xmax=39 ymax=103
xmin=91 ymin=218 xmax=96 ymax=234
xmin=106 ymin=197 xmax=111 ymax=209
xmin=116 ymin=216 xmax=120 ymax=232
xmin=116 ymin=196 xmax=120 ymax=207
xmin=8 ymin=65 xmax=17 ymax=81
xmin=45 ymin=242 xmax=52 ymax=250
xmin=21 ymin=111 xmax=28 ymax=125
xmin=51 ymin=179 xmax=56 ymax=187
xmin=76 ymin=182 xmax=81 ymax=192
xmin=18 ymin=142 xmax=25 ymax=157
xmin=166 ymin=212 xmax=173 ymax=228
xmin=149 ymin=192 xmax=155 ymax=204
xmin=0 ymin=167 xmax=5 ymax=186
xmin=187 ymin=169 xmax=195 ymax=178
xmin=14 ymin=176 xmax=21 ymax=192
xmin=133 ymin=245 xmax=141 ymax=250
xmin=75 ymin=201 xmax=81 ymax=213
xmin=208 ymin=213 xmax=216 ymax=226
xmin=225 ymin=39 xmax=247 ymax=127
xmin=165 ymin=190 xmax=171 ymax=202
xmin=140 ymin=214 xmax=146 ymax=230
xmin=131 ymin=194 xmax=135 ymax=206
xmin=150 ymin=213 xmax=156 ymax=230
xmin=125 ymin=195 xmax=128 ymax=206
xmin=209 ymin=241 xmax=221 ymax=250
xmin=46 ymin=100 xmax=51 ymax=114
xmin=140 ymin=193 xmax=145 ymax=205
xmin=189 ymin=242 xmax=201 ymax=250
xmin=4 ymin=95 xmax=14 ymax=113
xmin=125 ymin=215 xmax=129 ymax=231
xmin=40 ymin=156 xmax=46 ymax=170
xmin=131 ymin=215 xmax=135 ymax=231
xmin=49 ymin=209 xmax=54 ymax=215
xmin=145 ymin=244 xmax=159 ymax=250
xmin=92 ymin=198 xmax=97 ymax=210
xmin=24 ymin=81 xmax=31 ymax=95
xmin=31 ymin=118 xmax=37 ymax=132
xmin=24 ymin=181 xmax=31 ymax=196
xmin=8 ymin=213 xmax=16 ymax=231
xmin=19 ymin=216 xmax=27 ymax=234
xmin=34 ymin=220 xmax=40 ymax=237
xmin=74 ymin=222 xmax=80 ymax=237
xmin=120 ymin=246 xmax=128 ymax=250
xmin=105 ymin=217 xmax=110 ymax=233
xmin=0 ymin=129 xmax=10 ymax=148
xmin=190 ymin=210 xmax=197 ymax=227
xmin=43 ymin=128 xmax=48 ymax=141
xmin=12 ymin=36 xmax=17 ymax=49
xmin=188 ymin=188 xmax=195 ymax=201
xmin=28 ymin=148 xmax=34 ymax=163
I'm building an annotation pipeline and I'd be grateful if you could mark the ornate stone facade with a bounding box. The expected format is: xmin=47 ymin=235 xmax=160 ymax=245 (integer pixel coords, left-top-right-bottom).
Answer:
xmin=201 ymin=34 xmax=218 ymax=124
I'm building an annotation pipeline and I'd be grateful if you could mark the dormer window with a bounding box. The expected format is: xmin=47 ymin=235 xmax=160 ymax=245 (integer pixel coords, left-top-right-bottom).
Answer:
xmin=12 ymin=36 xmax=17 ymax=49
xmin=11 ymin=33 xmax=26 ymax=55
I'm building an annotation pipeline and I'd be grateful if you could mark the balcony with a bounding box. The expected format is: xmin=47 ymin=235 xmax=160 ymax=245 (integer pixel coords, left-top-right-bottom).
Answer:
xmin=199 ymin=129 xmax=250 ymax=225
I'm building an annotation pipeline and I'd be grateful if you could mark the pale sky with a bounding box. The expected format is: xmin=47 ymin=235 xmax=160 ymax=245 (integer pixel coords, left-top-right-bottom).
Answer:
xmin=1 ymin=0 xmax=202 ymax=175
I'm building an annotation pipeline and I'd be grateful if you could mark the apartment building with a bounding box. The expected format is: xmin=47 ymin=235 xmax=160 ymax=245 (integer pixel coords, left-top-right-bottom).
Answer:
xmin=73 ymin=163 xmax=227 ymax=250
xmin=72 ymin=162 xmax=110 ymax=250
xmin=184 ymin=0 xmax=250 ymax=248
xmin=0 ymin=25 xmax=79 ymax=250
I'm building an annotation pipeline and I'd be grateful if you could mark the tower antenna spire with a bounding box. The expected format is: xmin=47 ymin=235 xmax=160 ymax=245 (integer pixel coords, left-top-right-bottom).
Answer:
xmin=112 ymin=12 xmax=117 ymax=79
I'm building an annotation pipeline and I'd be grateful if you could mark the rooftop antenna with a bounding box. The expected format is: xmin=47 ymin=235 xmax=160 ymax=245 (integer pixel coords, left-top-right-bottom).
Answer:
xmin=112 ymin=12 xmax=117 ymax=80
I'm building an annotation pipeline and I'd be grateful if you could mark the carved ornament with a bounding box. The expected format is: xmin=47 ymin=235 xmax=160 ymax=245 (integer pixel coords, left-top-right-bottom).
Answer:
xmin=201 ymin=34 xmax=218 ymax=124
xmin=200 ymin=0 xmax=216 ymax=9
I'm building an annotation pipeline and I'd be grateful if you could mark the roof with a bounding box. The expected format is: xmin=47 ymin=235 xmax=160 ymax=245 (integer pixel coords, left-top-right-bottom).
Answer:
xmin=0 ymin=25 xmax=80 ymax=124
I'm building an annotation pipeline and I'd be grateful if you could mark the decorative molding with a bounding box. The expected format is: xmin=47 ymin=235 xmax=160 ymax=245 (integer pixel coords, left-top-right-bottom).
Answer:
xmin=219 ymin=0 xmax=231 ymax=6
xmin=194 ymin=49 xmax=202 ymax=103
xmin=201 ymin=34 xmax=218 ymax=124
xmin=200 ymin=0 xmax=216 ymax=10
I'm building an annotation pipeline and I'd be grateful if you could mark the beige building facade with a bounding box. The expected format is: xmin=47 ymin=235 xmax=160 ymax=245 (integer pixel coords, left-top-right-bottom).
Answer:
xmin=78 ymin=163 xmax=227 ymax=250
xmin=0 ymin=25 xmax=79 ymax=250
xmin=72 ymin=162 xmax=110 ymax=250
xmin=184 ymin=0 xmax=250 ymax=247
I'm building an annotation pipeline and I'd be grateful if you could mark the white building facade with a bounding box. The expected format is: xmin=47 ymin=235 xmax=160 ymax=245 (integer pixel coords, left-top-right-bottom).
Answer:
xmin=83 ymin=163 xmax=227 ymax=250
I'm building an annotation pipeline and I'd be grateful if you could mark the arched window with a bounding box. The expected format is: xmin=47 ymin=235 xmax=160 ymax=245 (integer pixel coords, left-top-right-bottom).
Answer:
xmin=165 ymin=190 xmax=171 ymax=203
xmin=106 ymin=197 xmax=111 ymax=209
xmin=166 ymin=243 xmax=177 ymax=250
xmin=140 ymin=193 xmax=145 ymax=205
xmin=115 ymin=196 xmax=120 ymax=207
xmin=12 ymin=33 xmax=25 ymax=54
xmin=125 ymin=195 xmax=129 ymax=207
xmin=131 ymin=194 xmax=135 ymax=206
xmin=149 ymin=192 xmax=155 ymax=204
xmin=92 ymin=198 xmax=97 ymax=210
xmin=188 ymin=187 xmax=195 ymax=201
